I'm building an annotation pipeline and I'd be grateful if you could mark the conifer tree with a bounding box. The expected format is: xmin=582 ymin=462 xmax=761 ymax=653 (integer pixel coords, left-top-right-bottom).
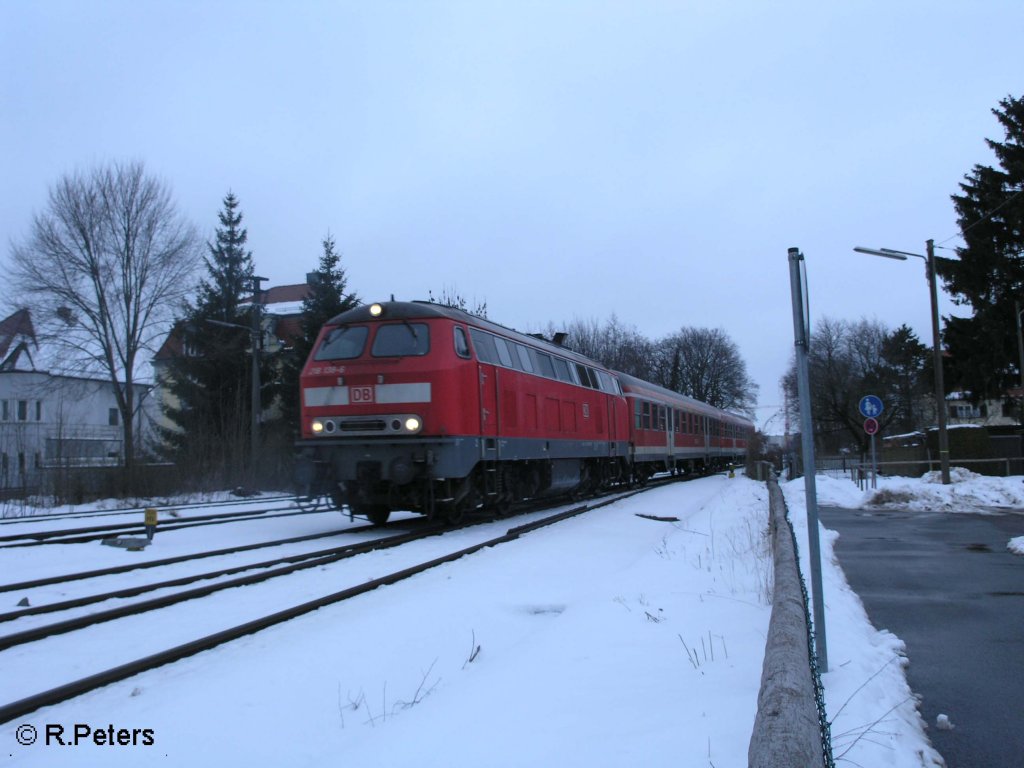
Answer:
xmin=160 ymin=192 xmax=257 ymax=483
xmin=937 ymin=95 xmax=1024 ymax=401
xmin=273 ymin=233 xmax=359 ymax=433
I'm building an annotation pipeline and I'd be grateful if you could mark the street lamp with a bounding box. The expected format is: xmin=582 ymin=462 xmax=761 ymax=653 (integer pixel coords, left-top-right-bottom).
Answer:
xmin=206 ymin=275 xmax=267 ymax=477
xmin=853 ymin=240 xmax=950 ymax=484
xmin=1015 ymin=301 xmax=1024 ymax=427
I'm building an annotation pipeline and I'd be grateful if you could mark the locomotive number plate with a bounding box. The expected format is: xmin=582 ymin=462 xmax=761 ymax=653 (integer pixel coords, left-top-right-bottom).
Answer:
xmin=351 ymin=385 xmax=375 ymax=403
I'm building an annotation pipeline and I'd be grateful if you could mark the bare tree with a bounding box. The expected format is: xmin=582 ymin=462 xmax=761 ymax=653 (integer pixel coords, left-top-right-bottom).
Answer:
xmin=559 ymin=315 xmax=656 ymax=382
xmin=781 ymin=316 xmax=930 ymax=453
xmin=10 ymin=161 xmax=201 ymax=486
xmin=656 ymin=327 xmax=758 ymax=416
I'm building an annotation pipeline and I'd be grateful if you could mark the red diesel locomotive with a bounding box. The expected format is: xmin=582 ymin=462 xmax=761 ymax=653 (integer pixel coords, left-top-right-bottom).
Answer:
xmin=295 ymin=301 xmax=753 ymax=524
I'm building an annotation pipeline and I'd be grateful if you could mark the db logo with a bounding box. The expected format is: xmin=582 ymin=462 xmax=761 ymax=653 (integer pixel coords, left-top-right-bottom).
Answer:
xmin=351 ymin=386 xmax=375 ymax=403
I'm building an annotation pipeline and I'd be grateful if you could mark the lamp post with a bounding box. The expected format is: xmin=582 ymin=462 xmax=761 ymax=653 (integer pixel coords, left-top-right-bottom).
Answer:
xmin=853 ymin=240 xmax=950 ymax=484
xmin=1015 ymin=301 xmax=1024 ymax=427
xmin=206 ymin=275 xmax=267 ymax=476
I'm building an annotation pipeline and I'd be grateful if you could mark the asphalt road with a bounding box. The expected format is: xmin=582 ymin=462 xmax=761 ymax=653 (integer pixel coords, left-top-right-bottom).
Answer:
xmin=819 ymin=505 xmax=1024 ymax=768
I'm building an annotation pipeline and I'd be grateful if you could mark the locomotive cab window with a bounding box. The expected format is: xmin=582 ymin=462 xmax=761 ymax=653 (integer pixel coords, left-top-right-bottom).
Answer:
xmin=454 ymin=326 xmax=471 ymax=359
xmin=372 ymin=323 xmax=430 ymax=357
xmin=314 ymin=325 xmax=369 ymax=361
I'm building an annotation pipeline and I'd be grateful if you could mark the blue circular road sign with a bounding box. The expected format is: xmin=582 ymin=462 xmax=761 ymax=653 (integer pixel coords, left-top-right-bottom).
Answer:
xmin=859 ymin=395 xmax=883 ymax=419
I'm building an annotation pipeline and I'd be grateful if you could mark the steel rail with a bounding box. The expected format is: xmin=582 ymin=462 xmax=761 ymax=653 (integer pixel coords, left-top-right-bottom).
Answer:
xmin=0 ymin=494 xmax=295 ymax=526
xmin=0 ymin=521 xmax=380 ymax=595
xmin=0 ymin=505 xmax=331 ymax=548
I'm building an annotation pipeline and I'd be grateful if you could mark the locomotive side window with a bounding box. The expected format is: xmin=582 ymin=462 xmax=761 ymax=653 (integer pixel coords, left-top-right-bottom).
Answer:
xmin=642 ymin=402 xmax=651 ymax=429
xmin=514 ymin=343 xmax=534 ymax=372
xmin=597 ymin=371 xmax=620 ymax=395
xmin=372 ymin=323 xmax=430 ymax=357
xmin=552 ymin=357 xmax=573 ymax=383
xmin=493 ymin=336 xmax=515 ymax=368
xmin=454 ymin=326 xmax=471 ymax=359
xmin=468 ymin=329 xmax=496 ymax=363
xmin=576 ymin=364 xmax=599 ymax=389
xmin=314 ymin=325 xmax=369 ymax=361
xmin=532 ymin=351 xmax=556 ymax=378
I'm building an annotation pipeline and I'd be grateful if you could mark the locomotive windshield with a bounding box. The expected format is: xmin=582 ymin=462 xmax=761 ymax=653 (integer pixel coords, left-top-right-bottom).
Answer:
xmin=372 ymin=323 xmax=430 ymax=357
xmin=314 ymin=325 xmax=369 ymax=360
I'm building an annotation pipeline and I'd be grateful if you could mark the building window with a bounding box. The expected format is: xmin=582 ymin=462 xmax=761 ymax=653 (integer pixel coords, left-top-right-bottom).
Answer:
xmin=108 ymin=408 xmax=119 ymax=427
xmin=35 ymin=401 xmax=42 ymax=421
xmin=951 ymin=403 xmax=981 ymax=419
xmin=17 ymin=401 xmax=28 ymax=421
xmin=1 ymin=401 xmax=7 ymax=421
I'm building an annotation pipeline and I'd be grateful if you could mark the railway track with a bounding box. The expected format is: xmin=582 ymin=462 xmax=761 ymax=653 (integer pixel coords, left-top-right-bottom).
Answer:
xmin=0 ymin=523 xmax=443 ymax=649
xmin=0 ymin=483 xmax=653 ymax=724
xmin=0 ymin=519 xmax=382 ymax=595
xmin=0 ymin=501 xmax=333 ymax=548
xmin=0 ymin=494 xmax=295 ymax=526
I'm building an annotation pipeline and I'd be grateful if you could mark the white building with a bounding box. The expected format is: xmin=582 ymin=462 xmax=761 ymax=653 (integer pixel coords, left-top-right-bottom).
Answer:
xmin=0 ymin=308 xmax=151 ymax=495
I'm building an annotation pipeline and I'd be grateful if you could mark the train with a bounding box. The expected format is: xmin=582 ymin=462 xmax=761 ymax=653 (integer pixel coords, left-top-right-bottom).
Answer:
xmin=294 ymin=301 xmax=754 ymax=524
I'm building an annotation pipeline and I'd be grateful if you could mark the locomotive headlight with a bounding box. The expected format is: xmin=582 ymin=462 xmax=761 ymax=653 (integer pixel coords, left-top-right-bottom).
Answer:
xmin=405 ymin=416 xmax=422 ymax=433
xmin=369 ymin=303 xmax=383 ymax=317
xmin=311 ymin=419 xmax=325 ymax=434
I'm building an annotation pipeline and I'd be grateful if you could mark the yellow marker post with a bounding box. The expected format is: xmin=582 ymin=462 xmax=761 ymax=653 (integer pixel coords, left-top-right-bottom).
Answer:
xmin=144 ymin=508 xmax=158 ymax=541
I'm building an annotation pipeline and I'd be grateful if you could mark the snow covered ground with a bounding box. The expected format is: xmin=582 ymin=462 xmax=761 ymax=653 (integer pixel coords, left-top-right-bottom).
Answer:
xmin=2 ymin=469 xmax=1019 ymax=767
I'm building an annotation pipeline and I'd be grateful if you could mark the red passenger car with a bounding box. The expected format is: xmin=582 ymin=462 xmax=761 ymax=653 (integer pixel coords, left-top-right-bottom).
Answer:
xmin=618 ymin=374 xmax=752 ymax=479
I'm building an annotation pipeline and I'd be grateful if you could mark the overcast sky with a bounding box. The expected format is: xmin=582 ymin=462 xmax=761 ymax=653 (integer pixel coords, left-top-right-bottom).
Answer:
xmin=3 ymin=1 xmax=1023 ymax=430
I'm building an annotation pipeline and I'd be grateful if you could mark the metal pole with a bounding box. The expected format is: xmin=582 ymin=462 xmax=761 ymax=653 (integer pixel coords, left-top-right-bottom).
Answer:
xmin=926 ymin=240 xmax=951 ymax=484
xmin=1016 ymin=300 xmax=1024 ymax=427
xmin=787 ymin=247 xmax=828 ymax=671
xmin=250 ymin=275 xmax=266 ymax=476
xmin=870 ymin=432 xmax=877 ymax=490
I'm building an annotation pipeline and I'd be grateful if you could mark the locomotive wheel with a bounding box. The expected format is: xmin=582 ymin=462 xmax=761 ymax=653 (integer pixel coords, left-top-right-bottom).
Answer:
xmin=443 ymin=503 xmax=465 ymax=525
xmin=294 ymin=483 xmax=322 ymax=512
xmin=492 ymin=497 xmax=512 ymax=519
xmin=355 ymin=505 xmax=390 ymax=526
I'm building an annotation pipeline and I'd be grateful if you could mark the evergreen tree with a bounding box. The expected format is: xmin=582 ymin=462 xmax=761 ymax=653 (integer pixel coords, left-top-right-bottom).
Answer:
xmin=881 ymin=324 xmax=931 ymax=434
xmin=937 ymin=95 xmax=1024 ymax=402
xmin=160 ymin=192 xmax=257 ymax=484
xmin=273 ymin=233 xmax=359 ymax=433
